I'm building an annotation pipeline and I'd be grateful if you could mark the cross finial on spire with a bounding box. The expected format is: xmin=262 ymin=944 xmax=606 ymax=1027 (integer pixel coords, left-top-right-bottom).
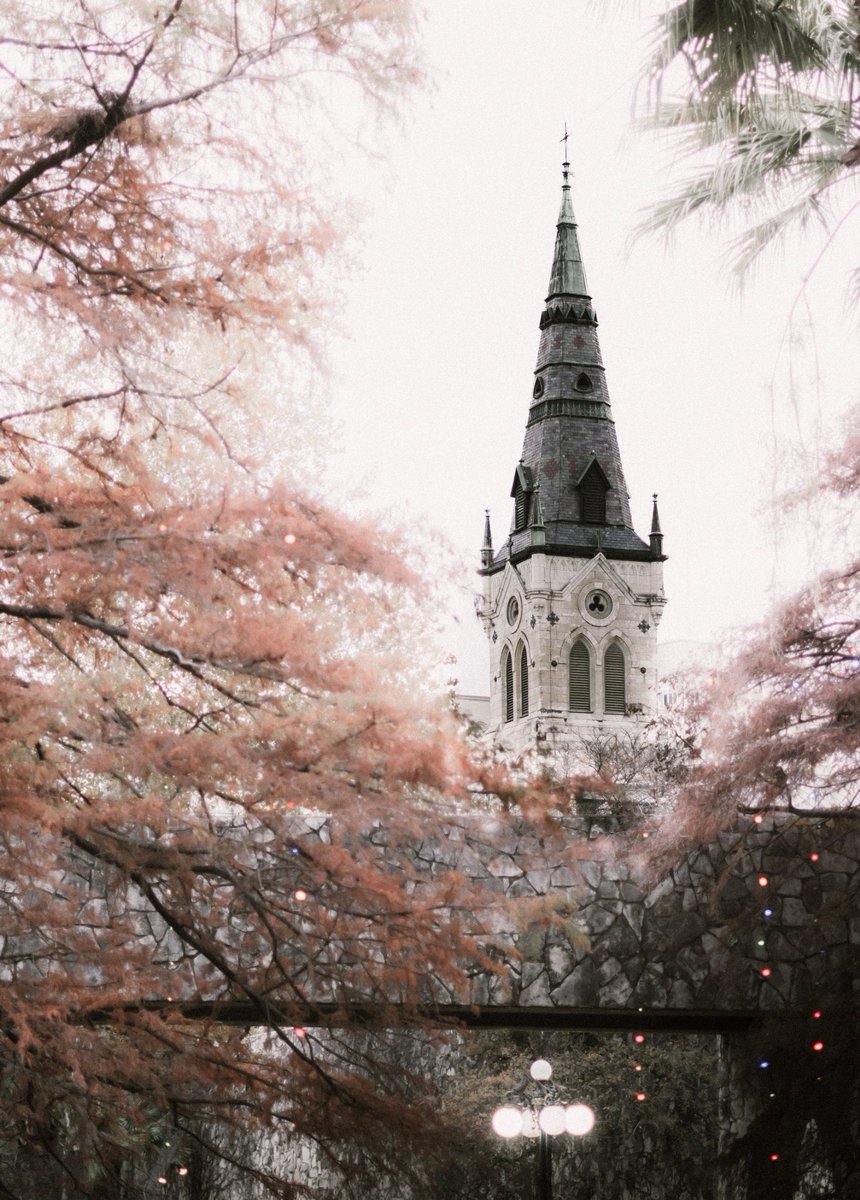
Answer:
xmin=560 ymin=123 xmax=570 ymax=187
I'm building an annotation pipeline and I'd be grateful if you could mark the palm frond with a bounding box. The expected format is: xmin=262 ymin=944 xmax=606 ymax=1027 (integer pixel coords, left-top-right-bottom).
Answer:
xmin=635 ymin=0 xmax=860 ymax=278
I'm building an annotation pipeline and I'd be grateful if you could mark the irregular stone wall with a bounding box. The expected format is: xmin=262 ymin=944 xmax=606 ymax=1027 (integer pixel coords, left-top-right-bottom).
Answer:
xmin=408 ymin=809 xmax=860 ymax=1015
xmin=10 ymin=810 xmax=856 ymax=1021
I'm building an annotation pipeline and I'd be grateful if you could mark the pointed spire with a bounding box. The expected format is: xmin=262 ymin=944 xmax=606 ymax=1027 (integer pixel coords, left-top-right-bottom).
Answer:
xmin=547 ymin=154 xmax=588 ymax=299
xmin=481 ymin=509 xmax=494 ymax=568
xmin=650 ymin=494 xmax=664 ymax=558
xmin=484 ymin=151 xmax=658 ymax=574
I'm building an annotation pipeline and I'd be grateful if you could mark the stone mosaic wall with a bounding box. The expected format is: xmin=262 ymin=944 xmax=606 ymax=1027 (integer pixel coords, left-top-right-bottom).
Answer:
xmin=408 ymin=809 xmax=860 ymax=1015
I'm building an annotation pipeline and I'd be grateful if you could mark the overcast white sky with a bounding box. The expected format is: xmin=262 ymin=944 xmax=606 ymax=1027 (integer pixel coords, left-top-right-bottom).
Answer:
xmin=324 ymin=2 xmax=858 ymax=695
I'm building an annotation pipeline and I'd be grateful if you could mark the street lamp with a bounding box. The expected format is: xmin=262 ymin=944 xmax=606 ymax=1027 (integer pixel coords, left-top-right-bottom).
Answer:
xmin=491 ymin=1059 xmax=595 ymax=1200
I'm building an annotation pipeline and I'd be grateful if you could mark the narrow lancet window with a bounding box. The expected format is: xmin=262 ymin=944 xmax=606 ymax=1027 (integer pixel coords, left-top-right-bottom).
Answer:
xmin=569 ymin=640 xmax=591 ymax=712
xmin=604 ymin=642 xmax=626 ymax=714
xmin=503 ymin=650 xmax=514 ymax=722
xmin=519 ymin=644 xmax=529 ymax=717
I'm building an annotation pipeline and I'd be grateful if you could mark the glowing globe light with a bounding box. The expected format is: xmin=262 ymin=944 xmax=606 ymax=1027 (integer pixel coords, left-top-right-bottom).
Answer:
xmin=813 ymin=1041 xmax=824 ymax=1052
xmin=633 ymin=1033 xmax=645 ymax=1044
xmin=530 ymin=1058 xmax=552 ymax=1082
xmin=761 ymin=967 xmax=772 ymax=978
xmin=763 ymin=908 xmax=774 ymax=917
xmin=521 ymin=1110 xmax=541 ymax=1139
xmin=565 ymin=1104 xmax=596 ymax=1136
xmin=758 ymin=876 xmax=768 ymax=887
xmin=491 ymin=1106 xmax=524 ymax=1139
xmin=538 ymin=1105 xmax=567 ymax=1136
xmin=753 ymin=813 xmax=764 ymax=824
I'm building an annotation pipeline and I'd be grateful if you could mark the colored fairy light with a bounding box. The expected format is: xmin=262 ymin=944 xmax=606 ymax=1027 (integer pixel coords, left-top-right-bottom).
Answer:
xmin=813 ymin=1041 xmax=824 ymax=1051
xmin=178 ymin=1168 xmax=189 ymax=1177
xmin=293 ymin=1026 xmax=306 ymax=1038
xmin=634 ymin=1064 xmax=642 ymax=1071
xmin=764 ymin=908 xmax=774 ymax=917
xmin=812 ymin=1010 xmax=822 ymax=1019
xmin=158 ymin=1179 xmax=168 ymax=1186
xmin=758 ymin=876 xmax=768 ymax=887
xmin=753 ymin=814 xmax=764 ymax=824
xmin=293 ymin=889 xmax=308 ymax=901
xmin=759 ymin=1061 xmax=769 ymax=1069
xmin=636 ymin=1092 xmax=646 ymax=1102
xmin=633 ymin=1033 xmax=645 ymax=1044
xmin=284 ymin=533 xmax=296 ymax=544
xmin=810 ymin=853 xmax=819 ymax=862
xmin=770 ymin=1154 xmax=779 ymax=1162
xmin=757 ymin=938 xmax=766 ymax=946
xmin=760 ymin=968 xmax=772 ymax=978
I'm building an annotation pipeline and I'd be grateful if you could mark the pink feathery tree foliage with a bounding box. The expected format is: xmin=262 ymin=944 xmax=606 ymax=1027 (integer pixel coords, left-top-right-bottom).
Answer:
xmin=0 ymin=5 xmax=556 ymax=1196
xmin=645 ymin=406 xmax=859 ymax=859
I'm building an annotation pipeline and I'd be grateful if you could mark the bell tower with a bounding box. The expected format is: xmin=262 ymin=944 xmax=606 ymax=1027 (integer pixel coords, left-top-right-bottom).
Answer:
xmin=479 ymin=157 xmax=666 ymax=758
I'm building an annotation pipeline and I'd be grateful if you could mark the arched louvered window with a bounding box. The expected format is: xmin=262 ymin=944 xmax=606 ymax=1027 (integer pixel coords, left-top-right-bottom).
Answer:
xmin=604 ymin=642 xmax=626 ymax=714
xmin=503 ymin=650 xmax=514 ymax=723
xmin=519 ymin=644 xmax=529 ymax=717
xmin=514 ymin=485 xmax=530 ymax=530
xmin=569 ymin=639 xmax=591 ymax=712
xmin=579 ymin=462 xmax=607 ymax=524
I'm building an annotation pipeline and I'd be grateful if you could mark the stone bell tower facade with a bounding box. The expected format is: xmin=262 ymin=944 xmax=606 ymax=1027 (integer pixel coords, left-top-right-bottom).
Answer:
xmin=478 ymin=160 xmax=666 ymax=759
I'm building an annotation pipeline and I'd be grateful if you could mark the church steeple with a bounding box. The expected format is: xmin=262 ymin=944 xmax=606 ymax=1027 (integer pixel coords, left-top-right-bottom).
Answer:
xmin=477 ymin=151 xmax=668 ymax=754
xmin=483 ymin=157 xmax=663 ymax=575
